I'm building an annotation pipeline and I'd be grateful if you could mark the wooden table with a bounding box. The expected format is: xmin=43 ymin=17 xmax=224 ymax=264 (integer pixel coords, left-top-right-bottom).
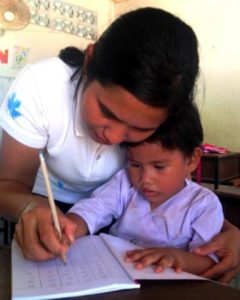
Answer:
xmin=215 ymin=185 xmax=240 ymax=229
xmin=199 ymin=183 xmax=240 ymax=229
xmin=1 ymin=247 xmax=240 ymax=300
xmin=193 ymin=152 xmax=240 ymax=189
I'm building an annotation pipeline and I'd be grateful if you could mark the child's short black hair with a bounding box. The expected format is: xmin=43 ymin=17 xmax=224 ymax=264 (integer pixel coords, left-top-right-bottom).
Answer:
xmin=123 ymin=103 xmax=203 ymax=157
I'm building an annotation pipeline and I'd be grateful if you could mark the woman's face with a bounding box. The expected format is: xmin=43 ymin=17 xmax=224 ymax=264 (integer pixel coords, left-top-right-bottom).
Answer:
xmin=81 ymin=80 xmax=168 ymax=145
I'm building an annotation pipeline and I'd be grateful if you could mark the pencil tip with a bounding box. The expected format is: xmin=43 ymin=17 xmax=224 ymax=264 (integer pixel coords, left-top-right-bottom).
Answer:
xmin=62 ymin=253 xmax=67 ymax=265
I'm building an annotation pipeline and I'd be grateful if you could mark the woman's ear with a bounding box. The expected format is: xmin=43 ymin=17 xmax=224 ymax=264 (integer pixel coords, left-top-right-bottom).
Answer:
xmin=187 ymin=147 xmax=202 ymax=173
xmin=83 ymin=43 xmax=95 ymax=72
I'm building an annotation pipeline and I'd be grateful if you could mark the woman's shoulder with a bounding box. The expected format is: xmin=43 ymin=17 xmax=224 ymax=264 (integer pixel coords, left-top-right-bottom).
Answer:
xmin=3 ymin=57 xmax=78 ymax=118
xmin=25 ymin=57 xmax=78 ymax=107
xmin=27 ymin=56 xmax=76 ymax=82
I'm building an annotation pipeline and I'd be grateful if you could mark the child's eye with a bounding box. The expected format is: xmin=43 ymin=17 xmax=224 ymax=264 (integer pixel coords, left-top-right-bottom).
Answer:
xmin=128 ymin=162 xmax=140 ymax=168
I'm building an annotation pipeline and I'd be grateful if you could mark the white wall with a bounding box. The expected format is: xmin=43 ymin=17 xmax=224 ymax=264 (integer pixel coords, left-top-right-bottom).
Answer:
xmin=0 ymin=0 xmax=115 ymax=97
xmin=115 ymin=0 xmax=240 ymax=151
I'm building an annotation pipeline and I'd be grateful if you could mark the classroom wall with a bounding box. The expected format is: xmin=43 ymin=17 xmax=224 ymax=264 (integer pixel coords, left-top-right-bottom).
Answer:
xmin=114 ymin=0 xmax=240 ymax=151
xmin=0 ymin=0 xmax=114 ymax=65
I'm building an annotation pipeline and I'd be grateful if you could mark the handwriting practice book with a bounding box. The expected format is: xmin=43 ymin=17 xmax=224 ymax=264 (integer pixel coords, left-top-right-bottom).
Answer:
xmin=12 ymin=234 xmax=205 ymax=300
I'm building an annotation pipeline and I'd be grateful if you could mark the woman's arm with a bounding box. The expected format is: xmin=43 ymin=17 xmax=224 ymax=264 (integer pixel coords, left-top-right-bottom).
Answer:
xmin=193 ymin=219 xmax=240 ymax=282
xmin=0 ymin=131 xmax=42 ymax=220
xmin=0 ymin=131 xmax=75 ymax=261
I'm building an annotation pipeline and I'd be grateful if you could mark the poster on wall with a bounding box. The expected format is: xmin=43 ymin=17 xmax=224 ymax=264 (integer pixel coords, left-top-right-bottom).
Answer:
xmin=12 ymin=46 xmax=30 ymax=69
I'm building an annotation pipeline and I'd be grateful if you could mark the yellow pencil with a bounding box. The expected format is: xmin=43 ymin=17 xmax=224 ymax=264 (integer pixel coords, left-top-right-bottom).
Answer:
xmin=39 ymin=152 xmax=67 ymax=264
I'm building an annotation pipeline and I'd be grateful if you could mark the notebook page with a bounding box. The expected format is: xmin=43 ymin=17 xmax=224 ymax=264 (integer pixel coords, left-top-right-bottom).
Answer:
xmin=12 ymin=235 xmax=139 ymax=300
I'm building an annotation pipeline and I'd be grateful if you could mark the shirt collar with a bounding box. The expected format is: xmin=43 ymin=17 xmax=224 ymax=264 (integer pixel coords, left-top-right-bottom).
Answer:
xmin=74 ymin=82 xmax=86 ymax=137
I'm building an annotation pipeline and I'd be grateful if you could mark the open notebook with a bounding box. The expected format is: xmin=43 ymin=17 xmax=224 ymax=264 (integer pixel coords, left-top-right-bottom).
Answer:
xmin=12 ymin=233 xmax=206 ymax=300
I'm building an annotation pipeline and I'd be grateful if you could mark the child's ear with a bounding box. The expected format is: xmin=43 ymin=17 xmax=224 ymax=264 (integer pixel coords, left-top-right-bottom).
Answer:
xmin=187 ymin=147 xmax=202 ymax=173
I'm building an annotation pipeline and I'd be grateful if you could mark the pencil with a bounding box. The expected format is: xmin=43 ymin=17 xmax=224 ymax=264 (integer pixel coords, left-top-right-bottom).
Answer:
xmin=39 ymin=152 xmax=67 ymax=264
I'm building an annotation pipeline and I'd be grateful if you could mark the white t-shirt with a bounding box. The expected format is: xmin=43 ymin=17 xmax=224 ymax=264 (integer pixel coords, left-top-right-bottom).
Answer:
xmin=0 ymin=57 xmax=126 ymax=203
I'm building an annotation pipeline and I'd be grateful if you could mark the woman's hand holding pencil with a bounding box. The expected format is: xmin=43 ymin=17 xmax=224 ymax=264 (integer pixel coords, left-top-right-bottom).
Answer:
xmin=14 ymin=197 xmax=76 ymax=261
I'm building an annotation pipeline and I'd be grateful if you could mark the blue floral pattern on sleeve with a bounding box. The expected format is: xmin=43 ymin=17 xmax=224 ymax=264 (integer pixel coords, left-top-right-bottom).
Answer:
xmin=7 ymin=93 xmax=22 ymax=119
xmin=57 ymin=180 xmax=64 ymax=189
xmin=53 ymin=180 xmax=64 ymax=189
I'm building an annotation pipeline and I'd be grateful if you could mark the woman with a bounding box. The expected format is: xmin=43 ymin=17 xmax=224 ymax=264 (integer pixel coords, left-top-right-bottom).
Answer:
xmin=0 ymin=7 xmax=239 ymax=282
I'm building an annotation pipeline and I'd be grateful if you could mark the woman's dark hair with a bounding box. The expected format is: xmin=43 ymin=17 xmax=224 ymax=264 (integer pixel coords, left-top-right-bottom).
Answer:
xmin=59 ymin=7 xmax=199 ymax=114
xmin=59 ymin=46 xmax=85 ymax=67
xmin=124 ymin=103 xmax=203 ymax=157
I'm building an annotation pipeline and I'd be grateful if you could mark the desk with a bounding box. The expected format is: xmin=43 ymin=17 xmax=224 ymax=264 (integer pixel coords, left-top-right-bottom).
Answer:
xmin=1 ymin=248 xmax=240 ymax=300
xmin=201 ymin=183 xmax=240 ymax=229
xmin=193 ymin=152 xmax=240 ymax=189
xmin=215 ymin=185 xmax=240 ymax=229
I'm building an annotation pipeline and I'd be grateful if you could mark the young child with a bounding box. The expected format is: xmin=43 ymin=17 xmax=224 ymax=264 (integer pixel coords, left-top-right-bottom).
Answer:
xmin=67 ymin=103 xmax=224 ymax=276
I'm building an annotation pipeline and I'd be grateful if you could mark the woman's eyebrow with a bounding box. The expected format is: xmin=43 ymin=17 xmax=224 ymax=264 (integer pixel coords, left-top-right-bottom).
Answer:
xmin=98 ymin=100 xmax=157 ymax=131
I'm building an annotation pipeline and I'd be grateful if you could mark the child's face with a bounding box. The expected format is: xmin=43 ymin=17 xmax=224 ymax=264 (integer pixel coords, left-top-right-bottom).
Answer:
xmin=127 ymin=142 xmax=199 ymax=210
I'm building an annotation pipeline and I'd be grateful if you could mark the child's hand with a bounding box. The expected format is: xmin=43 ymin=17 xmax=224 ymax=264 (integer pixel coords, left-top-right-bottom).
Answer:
xmin=125 ymin=248 xmax=183 ymax=273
